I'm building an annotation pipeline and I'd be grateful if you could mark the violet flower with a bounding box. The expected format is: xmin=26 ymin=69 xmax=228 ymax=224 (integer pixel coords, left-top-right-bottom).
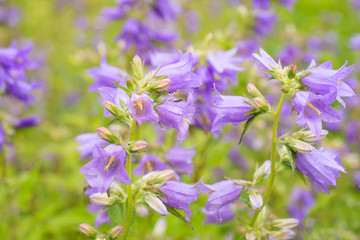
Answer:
xmin=133 ymin=154 xmax=169 ymax=176
xmin=253 ymin=48 xmax=279 ymax=79
xmin=159 ymin=181 xmax=200 ymax=221
xmin=198 ymin=180 xmax=243 ymax=221
xmin=76 ymin=133 xmax=109 ymax=160
xmin=254 ymin=10 xmax=277 ymax=37
xmin=80 ymin=144 xmax=130 ymax=193
xmin=98 ymin=87 xmax=129 ymax=117
xmin=203 ymin=204 xmax=235 ymax=224
xmin=152 ymin=0 xmax=181 ymax=21
xmin=292 ymin=91 xmax=341 ymax=138
xmin=128 ymin=93 xmax=159 ymax=125
xmin=165 ymin=147 xmax=195 ymax=176
xmin=295 ymin=147 xmax=346 ymax=194
xmin=287 ymin=188 xmax=315 ymax=222
xmin=0 ymin=122 xmax=6 ymax=153
xmin=87 ymin=203 xmax=111 ymax=227
xmin=280 ymin=0 xmax=297 ymax=10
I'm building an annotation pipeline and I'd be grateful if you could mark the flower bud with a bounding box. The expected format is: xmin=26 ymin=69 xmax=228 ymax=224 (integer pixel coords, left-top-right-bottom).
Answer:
xmin=110 ymin=182 xmax=125 ymax=196
xmin=90 ymin=193 xmax=118 ymax=205
xmin=144 ymin=192 xmax=167 ymax=216
xmin=253 ymin=160 xmax=271 ymax=183
xmin=285 ymin=138 xmax=312 ymax=153
xmin=271 ymin=218 xmax=299 ymax=229
xmin=272 ymin=229 xmax=296 ymax=239
xmin=127 ymin=140 xmax=149 ymax=153
xmin=253 ymin=97 xmax=267 ymax=109
xmin=79 ymin=224 xmax=98 ymax=238
xmin=155 ymin=79 xmax=171 ymax=91
xmin=300 ymin=129 xmax=328 ymax=142
xmin=245 ymin=232 xmax=256 ymax=240
xmin=158 ymin=169 xmax=176 ymax=181
xmin=96 ymin=127 xmax=120 ymax=144
xmin=287 ymin=64 xmax=297 ymax=79
xmin=249 ymin=190 xmax=263 ymax=210
xmin=108 ymin=225 xmax=123 ymax=239
xmin=247 ymin=83 xmax=263 ymax=98
xmin=132 ymin=55 xmax=144 ymax=80
xmin=104 ymin=101 xmax=128 ymax=120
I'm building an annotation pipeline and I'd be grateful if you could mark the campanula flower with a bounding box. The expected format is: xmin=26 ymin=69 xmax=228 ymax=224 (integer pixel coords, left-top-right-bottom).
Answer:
xmin=128 ymin=93 xmax=159 ymax=125
xmin=133 ymin=154 xmax=169 ymax=176
xmin=76 ymin=133 xmax=109 ymax=160
xmin=287 ymin=188 xmax=315 ymax=222
xmin=202 ymin=204 xmax=235 ymax=224
xmin=165 ymin=147 xmax=195 ymax=176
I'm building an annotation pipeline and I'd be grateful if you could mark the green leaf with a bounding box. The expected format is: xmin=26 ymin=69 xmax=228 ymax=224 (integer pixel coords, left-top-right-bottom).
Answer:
xmin=239 ymin=115 xmax=258 ymax=144
xmin=108 ymin=204 xmax=124 ymax=225
xmin=165 ymin=206 xmax=194 ymax=230
xmin=239 ymin=189 xmax=251 ymax=208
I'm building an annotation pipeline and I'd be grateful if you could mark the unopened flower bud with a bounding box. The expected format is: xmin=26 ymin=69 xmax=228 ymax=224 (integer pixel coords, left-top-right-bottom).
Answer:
xmin=285 ymin=138 xmax=312 ymax=153
xmin=144 ymin=192 xmax=167 ymax=216
xmin=96 ymin=127 xmax=120 ymax=144
xmin=108 ymin=225 xmax=123 ymax=239
xmin=104 ymin=101 xmax=128 ymax=120
xmin=249 ymin=190 xmax=263 ymax=210
xmin=247 ymin=83 xmax=263 ymax=98
xmin=271 ymin=218 xmax=299 ymax=229
xmin=158 ymin=169 xmax=176 ymax=181
xmin=128 ymin=140 xmax=148 ymax=153
xmin=90 ymin=193 xmax=118 ymax=205
xmin=272 ymin=229 xmax=296 ymax=239
xmin=253 ymin=97 xmax=267 ymax=109
xmin=253 ymin=160 xmax=271 ymax=183
xmin=133 ymin=55 xmax=141 ymax=67
xmin=132 ymin=55 xmax=144 ymax=80
xmin=110 ymin=182 xmax=125 ymax=196
xmin=79 ymin=224 xmax=98 ymax=238
xmin=287 ymin=64 xmax=297 ymax=79
xmin=300 ymin=129 xmax=328 ymax=142
xmin=155 ymin=79 xmax=171 ymax=91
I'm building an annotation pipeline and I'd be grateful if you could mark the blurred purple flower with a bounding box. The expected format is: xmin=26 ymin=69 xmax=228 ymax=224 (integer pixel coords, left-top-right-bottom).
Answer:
xmin=98 ymin=87 xmax=129 ymax=117
xmin=76 ymin=133 xmax=109 ymax=160
xmin=133 ymin=154 xmax=169 ymax=176
xmin=165 ymin=147 xmax=195 ymax=176
xmin=152 ymin=0 xmax=181 ymax=21
xmin=280 ymin=0 xmax=297 ymax=10
xmin=350 ymin=34 xmax=360 ymax=50
xmin=353 ymin=171 xmax=360 ymax=189
xmin=288 ymin=188 xmax=315 ymax=222
xmin=0 ymin=5 xmax=20 ymax=27
xmin=203 ymin=204 xmax=235 ymax=224
xmin=277 ymin=44 xmax=303 ymax=65
xmin=13 ymin=116 xmax=40 ymax=129
xmin=87 ymin=203 xmax=111 ymax=227
xmin=254 ymin=10 xmax=277 ymax=37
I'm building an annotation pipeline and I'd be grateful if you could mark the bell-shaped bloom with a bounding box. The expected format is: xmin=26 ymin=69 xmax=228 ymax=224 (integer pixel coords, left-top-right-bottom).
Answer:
xmin=88 ymin=56 xmax=127 ymax=91
xmin=80 ymin=145 xmax=130 ymax=193
xmin=87 ymin=203 xmax=111 ymax=227
xmin=76 ymin=133 xmax=109 ymax=160
xmin=156 ymin=94 xmax=195 ymax=142
xmin=128 ymin=93 xmax=159 ymax=125
xmin=13 ymin=116 xmax=39 ymax=129
xmin=202 ymin=204 xmax=235 ymax=224
xmin=254 ymin=10 xmax=277 ymax=37
xmin=287 ymin=188 xmax=315 ymax=223
xmin=277 ymin=44 xmax=304 ymax=65
xmin=157 ymin=52 xmax=201 ymax=92
xmin=349 ymin=34 xmax=360 ymax=50
xmin=98 ymin=87 xmax=130 ymax=117
xmin=101 ymin=0 xmax=134 ymax=21
xmin=292 ymin=91 xmax=341 ymax=138
xmin=198 ymin=180 xmax=243 ymax=218
xmin=133 ymin=154 xmax=169 ymax=176
xmin=295 ymin=147 xmax=346 ymax=194
xmin=165 ymin=147 xmax=195 ymax=176
xmin=159 ymin=181 xmax=200 ymax=221
xmin=253 ymin=0 xmax=271 ymax=9
xmin=152 ymin=0 xmax=181 ymax=21
xmin=253 ymin=48 xmax=280 ymax=79
xmin=211 ymin=91 xmax=253 ymax=133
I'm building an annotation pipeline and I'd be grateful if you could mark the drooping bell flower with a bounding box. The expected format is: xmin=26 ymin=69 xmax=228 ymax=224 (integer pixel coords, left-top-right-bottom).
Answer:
xmin=101 ymin=0 xmax=134 ymax=22
xmin=128 ymin=93 xmax=159 ymax=125
xmin=253 ymin=48 xmax=280 ymax=79
xmin=76 ymin=133 xmax=109 ymax=160
xmin=198 ymin=180 xmax=243 ymax=218
xmin=152 ymin=0 xmax=181 ymax=21
xmin=295 ymin=147 xmax=346 ymax=194
xmin=156 ymin=52 xmax=201 ymax=92
xmin=211 ymin=90 xmax=253 ymax=133
xmin=292 ymin=91 xmax=341 ymax=138
xmin=156 ymin=93 xmax=195 ymax=142
xmin=133 ymin=154 xmax=169 ymax=176
xmin=253 ymin=10 xmax=277 ymax=37
xmin=159 ymin=181 xmax=200 ymax=221
xmin=80 ymin=144 xmax=130 ymax=193
xmin=287 ymin=188 xmax=315 ymax=222
xmin=202 ymin=204 xmax=235 ymax=224
xmin=165 ymin=147 xmax=195 ymax=176
xmin=13 ymin=116 xmax=40 ymax=129
xmin=87 ymin=56 xmax=127 ymax=91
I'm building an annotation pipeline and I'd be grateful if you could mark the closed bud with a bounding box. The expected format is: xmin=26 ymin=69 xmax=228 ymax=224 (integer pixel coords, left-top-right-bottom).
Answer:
xmin=300 ymin=129 xmax=328 ymax=142
xmin=247 ymin=83 xmax=263 ymax=98
xmin=272 ymin=229 xmax=296 ymax=239
xmin=155 ymin=79 xmax=171 ymax=91
xmin=285 ymin=138 xmax=312 ymax=153
xmin=144 ymin=192 xmax=167 ymax=216
xmin=271 ymin=218 xmax=299 ymax=229
xmin=287 ymin=64 xmax=297 ymax=79
xmin=249 ymin=190 xmax=263 ymax=210
xmin=108 ymin=225 xmax=123 ymax=239
xmin=231 ymin=179 xmax=252 ymax=186
xmin=132 ymin=55 xmax=144 ymax=80
xmin=79 ymin=224 xmax=98 ymax=238
xmin=104 ymin=101 xmax=128 ymax=120
xmin=133 ymin=55 xmax=142 ymax=67
xmin=253 ymin=160 xmax=271 ymax=183
xmin=89 ymin=193 xmax=118 ymax=205
xmin=110 ymin=182 xmax=125 ymax=196
xmin=96 ymin=127 xmax=120 ymax=144
xmin=158 ymin=169 xmax=176 ymax=181
xmin=128 ymin=140 xmax=148 ymax=153
xmin=253 ymin=97 xmax=267 ymax=109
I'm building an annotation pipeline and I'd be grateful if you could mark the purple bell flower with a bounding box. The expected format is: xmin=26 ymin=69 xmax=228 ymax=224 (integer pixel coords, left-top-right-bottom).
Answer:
xmin=98 ymin=87 xmax=130 ymax=117
xmin=157 ymin=93 xmax=195 ymax=142
xmin=159 ymin=180 xmax=200 ymax=221
xmin=211 ymin=90 xmax=253 ymax=133
xmin=87 ymin=56 xmax=127 ymax=91
xmin=80 ymin=144 xmax=131 ymax=193
xmin=295 ymin=147 xmax=346 ymax=194
xmin=353 ymin=171 xmax=360 ymax=189
xmin=132 ymin=154 xmax=169 ymax=176
xmin=254 ymin=10 xmax=277 ymax=37
xmin=152 ymin=0 xmax=181 ymax=21
xmin=128 ymin=93 xmax=159 ymax=125
xmin=156 ymin=52 xmax=201 ymax=92
xmin=349 ymin=34 xmax=360 ymax=50
xmin=87 ymin=203 xmax=111 ymax=227
xmin=198 ymin=180 xmax=243 ymax=220
xmin=76 ymin=133 xmax=109 ymax=160
xmin=292 ymin=91 xmax=341 ymax=138
xmin=0 ymin=121 xmax=6 ymax=153
xmin=165 ymin=147 xmax=195 ymax=176
xmin=203 ymin=204 xmax=235 ymax=224
xmin=13 ymin=116 xmax=40 ymax=129
xmin=101 ymin=0 xmax=134 ymax=22
xmin=253 ymin=0 xmax=271 ymax=9
xmin=280 ymin=0 xmax=297 ymax=10
xmin=253 ymin=48 xmax=279 ymax=79
xmin=287 ymin=188 xmax=315 ymax=223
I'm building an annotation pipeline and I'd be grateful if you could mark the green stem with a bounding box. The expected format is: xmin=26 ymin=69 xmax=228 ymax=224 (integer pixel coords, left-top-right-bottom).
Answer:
xmin=192 ymin=132 xmax=212 ymax=182
xmin=250 ymin=93 xmax=286 ymax=227
xmin=123 ymin=118 xmax=137 ymax=240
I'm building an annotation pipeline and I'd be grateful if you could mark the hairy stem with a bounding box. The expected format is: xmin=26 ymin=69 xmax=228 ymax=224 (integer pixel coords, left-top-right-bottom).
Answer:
xmin=123 ymin=118 xmax=137 ymax=240
xmin=250 ymin=93 xmax=286 ymax=227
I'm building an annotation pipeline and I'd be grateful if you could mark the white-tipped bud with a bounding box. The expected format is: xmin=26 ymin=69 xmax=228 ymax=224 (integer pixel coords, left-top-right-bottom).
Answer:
xmin=110 ymin=182 xmax=125 ymax=196
xmin=158 ymin=169 xmax=176 ymax=181
xmin=79 ymin=224 xmax=98 ymax=238
xmin=249 ymin=190 xmax=263 ymax=210
xmin=247 ymin=83 xmax=263 ymax=98
xmin=133 ymin=55 xmax=142 ymax=67
xmin=301 ymin=129 xmax=328 ymax=142
xmin=108 ymin=225 xmax=123 ymax=239
xmin=128 ymin=140 xmax=148 ymax=153
xmin=272 ymin=229 xmax=296 ymax=239
xmin=104 ymin=101 xmax=128 ymax=120
xmin=155 ymin=79 xmax=171 ymax=91
xmin=245 ymin=231 xmax=256 ymax=240
xmin=90 ymin=193 xmax=118 ymax=205
xmin=253 ymin=97 xmax=267 ymax=109
xmin=286 ymin=138 xmax=313 ymax=153
xmin=152 ymin=218 xmax=167 ymax=239
xmin=272 ymin=218 xmax=299 ymax=229
xmin=96 ymin=127 xmax=120 ymax=144
xmin=144 ymin=192 xmax=168 ymax=216
xmin=132 ymin=55 xmax=144 ymax=80
xmin=253 ymin=160 xmax=271 ymax=182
